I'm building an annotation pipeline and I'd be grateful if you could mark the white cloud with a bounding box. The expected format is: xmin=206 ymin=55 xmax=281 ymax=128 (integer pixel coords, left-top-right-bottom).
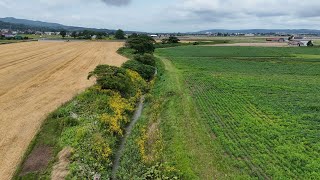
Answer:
xmin=0 ymin=0 xmax=320 ymax=32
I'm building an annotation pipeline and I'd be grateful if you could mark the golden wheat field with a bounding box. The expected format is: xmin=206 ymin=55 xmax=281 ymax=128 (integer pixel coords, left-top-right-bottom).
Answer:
xmin=0 ymin=41 xmax=127 ymax=180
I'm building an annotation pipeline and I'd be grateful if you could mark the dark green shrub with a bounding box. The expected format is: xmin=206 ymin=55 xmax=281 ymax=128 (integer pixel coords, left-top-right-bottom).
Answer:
xmin=122 ymin=60 xmax=155 ymax=81
xmin=162 ymin=36 xmax=180 ymax=44
xmin=126 ymin=35 xmax=155 ymax=54
xmin=88 ymin=65 xmax=135 ymax=97
xmin=133 ymin=53 xmax=156 ymax=67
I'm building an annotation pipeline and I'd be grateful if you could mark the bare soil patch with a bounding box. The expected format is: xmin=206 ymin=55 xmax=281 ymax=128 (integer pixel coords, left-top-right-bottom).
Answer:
xmin=0 ymin=41 xmax=127 ymax=180
xmin=51 ymin=147 xmax=73 ymax=180
xmin=20 ymin=145 xmax=53 ymax=176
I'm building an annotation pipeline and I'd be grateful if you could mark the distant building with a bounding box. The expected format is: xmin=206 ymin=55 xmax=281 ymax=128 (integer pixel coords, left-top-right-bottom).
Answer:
xmin=44 ymin=32 xmax=55 ymax=35
xmin=150 ymin=34 xmax=158 ymax=37
xmin=4 ymin=34 xmax=14 ymax=38
xmin=244 ymin=33 xmax=255 ymax=37
xmin=35 ymin=31 xmax=42 ymax=35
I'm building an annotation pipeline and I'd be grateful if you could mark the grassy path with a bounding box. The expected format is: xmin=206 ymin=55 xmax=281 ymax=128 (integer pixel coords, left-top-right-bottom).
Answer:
xmin=156 ymin=55 xmax=246 ymax=179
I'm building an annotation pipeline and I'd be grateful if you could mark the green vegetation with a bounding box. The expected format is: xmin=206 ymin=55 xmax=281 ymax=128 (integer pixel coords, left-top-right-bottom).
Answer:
xmin=126 ymin=35 xmax=156 ymax=54
xmin=117 ymin=47 xmax=135 ymax=59
xmin=60 ymin=30 xmax=67 ymax=39
xmin=133 ymin=53 xmax=156 ymax=66
xmin=88 ymin=65 xmax=145 ymax=97
xmin=161 ymin=36 xmax=180 ymax=44
xmin=122 ymin=60 xmax=155 ymax=81
xmin=115 ymin=29 xmax=126 ymax=40
xmin=154 ymin=40 xmax=230 ymax=49
xmin=154 ymin=46 xmax=320 ymax=179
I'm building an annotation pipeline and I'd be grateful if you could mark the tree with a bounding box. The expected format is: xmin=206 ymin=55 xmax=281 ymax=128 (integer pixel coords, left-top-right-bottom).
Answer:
xmin=115 ymin=29 xmax=126 ymax=39
xmin=307 ymin=41 xmax=314 ymax=47
xmin=170 ymin=36 xmax=180 ymax=43
xmin=71 ymin=31 xmax=77 ymax=39
xmin=60 ymin=30 xmax=67 ymax=39
xmin=129 ymin=33 xmax=138 ymax=38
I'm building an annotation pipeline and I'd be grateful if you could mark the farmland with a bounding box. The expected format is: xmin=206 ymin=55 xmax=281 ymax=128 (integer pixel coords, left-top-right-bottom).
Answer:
xmin=0 ymin=41 xmax=126 ymax=179
xmin=154 ymin=46 xmax=320 ymax=179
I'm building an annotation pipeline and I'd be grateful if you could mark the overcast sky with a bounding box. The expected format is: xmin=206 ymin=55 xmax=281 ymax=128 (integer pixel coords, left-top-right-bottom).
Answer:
xmin=1 ymin=0 xmax=320 ymax=32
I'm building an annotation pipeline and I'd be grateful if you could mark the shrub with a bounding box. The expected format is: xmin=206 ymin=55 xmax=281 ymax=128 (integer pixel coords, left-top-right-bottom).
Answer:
xmin=126 ymin=35 xmax=155 ymax=54
xmin=100 ymin=92 xmax=135 ymax=136
xmin=162 ymin=36 xmax=180 ymax=44
xmin=88 ymin=65 xmax=135 ymax=97
xmin=122 ymin=60 xmax=155 ymax=81
xmin=133 ymin=53 xmax=156 ymax=67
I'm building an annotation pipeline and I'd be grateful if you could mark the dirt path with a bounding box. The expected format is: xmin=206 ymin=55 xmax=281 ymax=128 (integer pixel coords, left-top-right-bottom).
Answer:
xmin=0 ymin=41 xmax=127 ymax=180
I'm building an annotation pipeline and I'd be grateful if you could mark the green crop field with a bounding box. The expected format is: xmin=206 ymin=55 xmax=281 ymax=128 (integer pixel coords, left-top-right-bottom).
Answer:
xmin=155 ymin=46 xmax=320 ymax=179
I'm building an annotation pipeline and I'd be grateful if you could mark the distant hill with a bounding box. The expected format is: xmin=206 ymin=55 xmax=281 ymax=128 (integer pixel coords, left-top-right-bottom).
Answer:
xmin=0 ymin=17 xmax=140 ymax=33
xmin=0 ymin=20 xmax=56 ymax=32
xmin=195 ymin=29 xmax=320 ymax=34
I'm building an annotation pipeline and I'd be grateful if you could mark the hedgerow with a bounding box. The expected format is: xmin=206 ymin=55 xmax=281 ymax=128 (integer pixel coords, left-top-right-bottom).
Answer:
xmin=122 ymin=60 xmax=155 ymax=81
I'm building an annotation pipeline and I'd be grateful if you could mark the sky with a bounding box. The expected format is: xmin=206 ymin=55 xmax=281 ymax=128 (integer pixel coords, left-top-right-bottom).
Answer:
xmin=0 ymin=0 xmax=320 ymax=32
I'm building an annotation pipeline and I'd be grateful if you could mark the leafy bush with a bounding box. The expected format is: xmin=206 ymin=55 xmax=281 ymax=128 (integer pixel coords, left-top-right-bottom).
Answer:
xmin=133 ymin=53 xmax=156 ymax=67
xmin=88 ymin=65 xmax=136 ymax=97
xmin=117 ymin=47 xmax=135 ymax=59
xmin=126 ymin=35 xmax=155 ymax=54
xmin=122 ymin=60 xmax=155 ymax=81
xmin=161 ymin=36 xmax=180 ymax=44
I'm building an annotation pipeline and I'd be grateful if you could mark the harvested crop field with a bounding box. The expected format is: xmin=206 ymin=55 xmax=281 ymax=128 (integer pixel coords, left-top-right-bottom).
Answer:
xmin=0 ymin=41 xmax=127 ymax=180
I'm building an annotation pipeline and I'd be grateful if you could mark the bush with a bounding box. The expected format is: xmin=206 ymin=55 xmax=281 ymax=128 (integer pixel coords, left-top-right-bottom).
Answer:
xmin=88 ymin=65 xmax=135 ymax=97
xmin=161 ymin=36 xmax=180 ymax=44
xmin=122 ymin=60 xmax=155 ymax=81
xmin=133 ymin=53 xmax=156 ymax=67
xmin=126 ymin=35 xmax=155 ymax=54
